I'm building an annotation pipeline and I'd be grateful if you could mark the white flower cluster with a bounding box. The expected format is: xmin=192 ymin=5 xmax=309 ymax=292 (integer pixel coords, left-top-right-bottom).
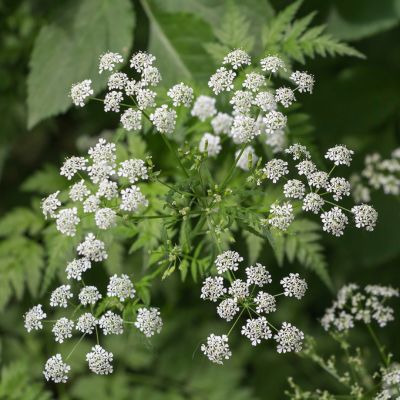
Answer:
xmin=351 ymin=147 xmax=400 ymax=203
xmin=200 ymin=252 xmax=306 ymax=363
xmin=70 ymin=51 xmax=197 ymax=136
xmin=41 ymin=137 xmax=150 ymax=236
xmin=189 ymin=50 xmax=314 ymax=163
xmin=24 ymin=230 xmax=163 ymax=383
xmin=321 ymin=284 xmax=399 ymax=332
xmin=257 ymin=143 xmax=378 ymax=235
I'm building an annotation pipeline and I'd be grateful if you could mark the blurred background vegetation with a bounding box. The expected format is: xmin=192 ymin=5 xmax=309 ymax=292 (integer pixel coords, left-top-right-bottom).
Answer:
xmin=1 ymin=0 xmax=400 ymax=398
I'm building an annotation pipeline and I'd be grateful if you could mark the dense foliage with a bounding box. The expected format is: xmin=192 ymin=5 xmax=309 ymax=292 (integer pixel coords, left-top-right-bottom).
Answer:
xmin=1 ymin=0 xmax=400 ymax=399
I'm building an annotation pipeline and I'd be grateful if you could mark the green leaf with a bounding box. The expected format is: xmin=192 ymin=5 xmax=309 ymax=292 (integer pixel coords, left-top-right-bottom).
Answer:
xmin=284 ymin=219 xmax=333 ymax=290
xmin=41 ymin=228 xmax=80 ymax=295
xmin=0 ymin=208 xmax=44 ymax=237
xmin=27 ymin=0 xmax=135 ymax=128
xmin=0 ymin=236 xmax=44 ymax=310
xmin=262 ymin=0 xmax=364 ymax=64
xmin=141 ymin=0 xmax=215 ymax=86
xmin=21 ymin=164 xmax=68 ymax=194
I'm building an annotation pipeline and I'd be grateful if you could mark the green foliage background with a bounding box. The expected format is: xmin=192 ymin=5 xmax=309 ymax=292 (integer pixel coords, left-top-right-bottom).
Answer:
xmin=1 ymin=0 xmax=400 ymax=398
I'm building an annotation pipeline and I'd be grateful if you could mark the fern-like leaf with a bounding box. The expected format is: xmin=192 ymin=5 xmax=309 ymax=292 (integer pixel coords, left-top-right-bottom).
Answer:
xmin=274 ymin=219 xmax=333 ymax=290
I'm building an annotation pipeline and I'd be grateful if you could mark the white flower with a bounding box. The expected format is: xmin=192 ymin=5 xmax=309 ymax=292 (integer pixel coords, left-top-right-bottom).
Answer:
xmin=99 ymin=311 xmax=123 ymax=335
xmin=134 ymin=307 xmax=163 ymax=337
xmin=253 ymin=91 xmax=276 ymax=112
xmin=255 ymin=292 xmax=276 ymax=314
xmin=69 ymin=180 xmax=90 ymax=202
xmin=365 ymin=285 xmax=399 ymax=298
xmin=302 ymin=193 xmax=324 ymax=214
xmin=268 ymin=202 xmax=294 ymax=231
xmin=296 ymin=160 xmax=316 ymax=176
xmin=107 ymin=274 xmax=135 ymax=301
xmin=283 ymin=179 xmax=306 ymax=199
xmin=246 ymin=264 xmax=272 ymax=286
xmin=230 ymin=90 xmax=253 ymax=114
xmin=229 ymin=279 xmax=249 ymax=300
xmin=260 ymin=55 xmax=286 ymax=73
xmin=280 ymin=273 xmax=307 ymax=299
xmin=56 ymin=208 xmax=80 ymax=236
xmin=241 ymin=317 xmax=272 ymax=346
xmin=275 ymin=87 xmax=296 ymax=108
xmin=191 ymin=95 xmax=217 ymax=121
xmin=141 ymin=66 xmax=161 ymax=86
xmin=97 ymin=179 xmax=118 ymax=200
xmin=136 ymin=88 xmax=156 ymax=110
xmin=60 ymin=156 xmax=87 ymax=180
xmin=52 ymin=318 xmax=74 ymax=343
xmin=125 ymin=79 xmax=142 ymax=96
xmin=104 ymin=91 xmax=123 ymax=112
xmin=217 ymin=298 xmax=239 ymax=322
xmin=231 ymin=115 xmax=260 ymax=144
xmin=263 ymin=111 xmax=287 ymax=134
xmin=167 ymin=83 xmax=193 ymax=107
xmin=266 ymin=129 xmax=286 ymax=154
xmin=83 ymin=195 xmax=100 ymax=213
xmin=120 ymin=185 xmax=148 ymax=212
xmin=88 ymin=138 xmax=116 ymax=166
xmin=150 ymin=105 xmax=177 ymax=134
xmin=41 ymin=191 xmax=61 ymax=219
xmin=223 ymin=49 xmax=251 ymax=69
xmin=201 ymin=334 xmax=232 ymax=364
xmin=285 ymin=144 xmax=311 ymax=160
xmin=108 ymin=72 xmax=128 ymax=90
xmin=215 ymin=250 xmax=243 ymax=274
xmin=77 ymin=233 xmax=108 ymax=262
xmin=24 ymin=304 xmax=47 ymax=332
xmin=211 ymin=113 xmax=233 ymax=135
xmin=263 ymin=159 xmax=289 ymax=182
xmin=243 ymin=73 xmax=266 ymax=92
xmin=87 ymin=162 xmax=115 ymax=184
xmin=274 ymin=322 xmax=304 ymax=353
xmin=325 ymin=145 xmax=354 ymax=166
xmin=118 ymin=159 xmax=148 ymax=183
xmin=200 ymin=276 xmax=226 ymax=302
xmin=120 ymin=108 xmax=142 ymax=131
xmin=236 ymin=146 xmax=258 ymax=171
xmin=50 ymin=285 xmax=73 ymax=308
xmin=99 ymin=51 xmax=123 ymax=73
xmin=199 ymin=133 xmax=222 ymax=157
xmin=130 ymin=51 xmax=155 ymax=72
xmin=78 ymin=286 xmax=102 ymax=306
xmin=76 ymin=313 xmax=98 ymax=334
xmin=95 ymin=208 xmax=116 ymax=230
xmin=308 ymin=171 xmax=329 ymax=189
xmin=86 ymin=345 xmax=113 ymax=375
xmin=327 ymin=177 xmax=351 ymax=201
xmin=290 ymin=71 xmax=314 ymax=93
xmin=321 ymin=206 xmax=348 ymax=237
xmin=351 ymin=204 xmax=378 ymax=231
xmin=66 ymin=258 xmax=91 ymax=280
xmin=70 ymin=80 xmax=93 ymax=107
xmin=43 ymin=354 xmax=70 ymax=383
xmin=208 ymin=67 xmax=236 ymax=94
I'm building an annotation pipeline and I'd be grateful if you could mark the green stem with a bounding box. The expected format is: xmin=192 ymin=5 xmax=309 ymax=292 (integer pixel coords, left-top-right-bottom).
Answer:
xmin=366 ymin=324 xmax=389 ymax=367
xmin=221 ymin=144 xmax=247 ymax=189
xmin=66 ymin=333 xmax=86 ymax=360
xmin=160 ymin=133 xmax=190 ymax=178
xmin=227 ymin=307 xmax=246 ymax=336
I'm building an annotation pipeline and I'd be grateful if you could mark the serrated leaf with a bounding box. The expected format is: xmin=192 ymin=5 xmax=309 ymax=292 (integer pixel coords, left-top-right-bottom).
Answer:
xmin=21 ymin=164 xmax=68 ymax=194
xmin=0 ymin=208 xmax=44 ymax=237
xmin=0 ymin=236 xmax=44 ymax=310
xmin=27 ymin=0 xmax=135 ymax=128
